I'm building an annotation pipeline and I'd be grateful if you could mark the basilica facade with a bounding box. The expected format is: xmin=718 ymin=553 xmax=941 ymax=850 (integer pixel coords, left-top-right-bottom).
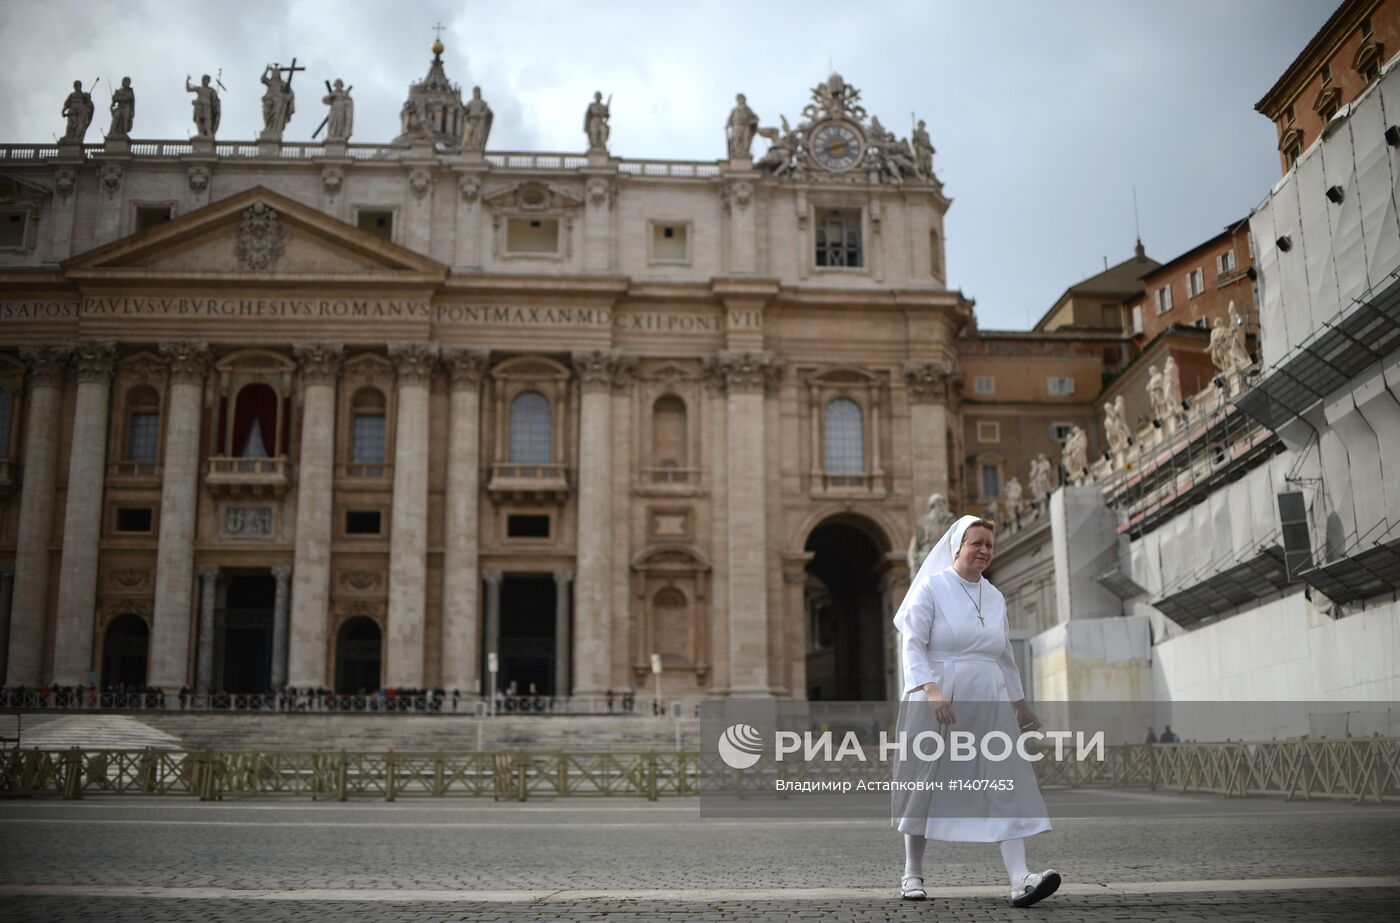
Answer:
xmin=0 ymin=46 xmax=966 ymax=701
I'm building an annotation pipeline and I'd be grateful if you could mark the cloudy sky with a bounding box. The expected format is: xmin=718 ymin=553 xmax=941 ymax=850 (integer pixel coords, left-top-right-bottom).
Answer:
xmin=0 ymin=0 xmax=1328 ymax=328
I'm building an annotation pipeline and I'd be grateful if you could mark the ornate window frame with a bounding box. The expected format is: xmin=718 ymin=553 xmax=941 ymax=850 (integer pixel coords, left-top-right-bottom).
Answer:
xmin=634 ymin=360 xmax=705 ymax=496
xmin=487 ymin=355 xmax=573 ymax=502
xmin=803 ymin=366 xmax=886 ymax=497
xmin=630 ymin=543 xmax=712 ymax=685
xmin=336 ymin=353 xmax=396 ymax=486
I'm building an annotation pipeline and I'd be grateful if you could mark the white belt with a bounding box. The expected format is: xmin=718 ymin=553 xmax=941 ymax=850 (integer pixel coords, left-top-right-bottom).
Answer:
xmin=927 ymin=651 xmax=998 ymax=663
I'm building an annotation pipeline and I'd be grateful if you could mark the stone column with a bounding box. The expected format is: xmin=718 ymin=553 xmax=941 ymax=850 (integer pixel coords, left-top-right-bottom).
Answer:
xmin=0 ymin=569 xmax=14 ymax=687
xmin=148 ymin=341 xmax=211 ymax=691
xmin=384 ymin=342 xmax=437 ymax=688
xmin=902 ymin=362 xmax=952 ymax=524
xmin=287 ymin=343 xmax=342 ymax=688
xmin=53 ymin=341 xmax=118 ymax=685
xmin=707 ymin=351 xmax=784 ymax=696
xmin=270 ymin=565 xmax=292 ymax=688
xmin=553 ymin=570 xmax=573 ymax=696
xmin=195 ymin=565 xmax=218 ymax=693
xmin=572 ymin=351 xmax=618 ymax=695
xmin=482 ymin=569 xmax=502 ymax=695
xmin=7 ymin=346 xmax=70 ymax=686
xmin=440 ymin=349 xmax=489 ymax=695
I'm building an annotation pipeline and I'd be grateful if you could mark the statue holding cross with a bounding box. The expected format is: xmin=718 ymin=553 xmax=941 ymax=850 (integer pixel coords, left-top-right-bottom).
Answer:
xmin=259 ymin=58 xmax=303 ymax=139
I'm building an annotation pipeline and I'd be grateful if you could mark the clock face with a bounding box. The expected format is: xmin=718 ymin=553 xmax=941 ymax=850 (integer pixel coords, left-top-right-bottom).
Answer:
xmin=810 ymin=121 xmax=864 ymax=171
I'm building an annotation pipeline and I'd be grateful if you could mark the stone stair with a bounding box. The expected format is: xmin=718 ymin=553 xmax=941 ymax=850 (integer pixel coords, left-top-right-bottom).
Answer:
xmin=3 ymin=712 xmax=700 ymax=752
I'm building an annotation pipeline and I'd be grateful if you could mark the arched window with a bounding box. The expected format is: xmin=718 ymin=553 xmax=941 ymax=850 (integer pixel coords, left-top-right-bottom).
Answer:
xmin=508 ymin=390 xmax=551 ymax=464
xmin=0 ymin=388 xmax=11 ymax=459
xmin=125 ymin=385 xmax=161 ymax=462
xmin=350 ymin=387 xmax=387 ymax=464
xmin=651 ymin=395 xmax=687 ymax=468
xmin=823 ymin=398 xmax=864 ymax=474
xmin=335 ymin=617 xmax=382 ymax=695
xmin=652 ymin=586 xmax=691 ymax=665
xmin=232 ymin=383 xmax=278 ymax=458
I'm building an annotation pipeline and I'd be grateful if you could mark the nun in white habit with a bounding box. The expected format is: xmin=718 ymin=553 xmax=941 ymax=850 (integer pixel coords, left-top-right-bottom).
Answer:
xmin=890 ymin=514 xmax=1060 ymax=907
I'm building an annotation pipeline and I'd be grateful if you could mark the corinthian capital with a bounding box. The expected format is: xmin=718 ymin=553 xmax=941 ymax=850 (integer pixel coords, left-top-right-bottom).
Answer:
xmin=902 ymin=360 xmax=953 ymax=403
xmin=72 ymin=341 xmax=118 ymax=384
xmin=703 ymin=351 xmax=785 ymax=393
xmin=573 ymin=349 xmax=630 ymax=391
xmin=442 ymin=348 xmax=491 ymax=389
xmin=388 ymin=341 xmax=439 ymax=386
xmin=18 ymin=345 xmax=72 ymax=389
xmin=158 ymin=341 xmax=211 ymax=385
xmin=293 ymin=342 xmax=344 ymax=386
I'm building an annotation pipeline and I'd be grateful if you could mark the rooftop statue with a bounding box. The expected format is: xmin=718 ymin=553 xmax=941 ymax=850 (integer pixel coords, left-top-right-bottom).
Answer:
xmin=185 ymin=74 xmax=222 ymax=139
xmin=585 ymin=91 xmax=611 ymax=152
xmin=107 ymin=77 xmax=134 ymax=139
xmin=726 ymin=93 xmax=759 ymax=158
xmin=60 ymin=80 xmax=95 ymax=143
xmin=463 ymin=85 xmax=493 ymax=151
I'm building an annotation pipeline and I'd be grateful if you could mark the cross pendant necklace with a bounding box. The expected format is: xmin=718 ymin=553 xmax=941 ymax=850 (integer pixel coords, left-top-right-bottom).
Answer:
xmin=959 ymin=580 xmax=985 ymax=626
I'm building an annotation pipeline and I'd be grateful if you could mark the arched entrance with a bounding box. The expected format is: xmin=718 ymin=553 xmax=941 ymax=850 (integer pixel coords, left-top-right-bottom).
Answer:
xmin=803 ymin=516 xmax=890 ymax=700
xmin=335 ymin=617 xmax=382 ymax=694
xmin=101 ymin=614 xmax=149 ymax=688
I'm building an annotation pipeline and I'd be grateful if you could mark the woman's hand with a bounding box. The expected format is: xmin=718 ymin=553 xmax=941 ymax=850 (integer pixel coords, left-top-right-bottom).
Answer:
xmin=923 ymin=683 xmax=955 ymax=725
xmin=1013 ymin=700 xmax=1040 ymax=732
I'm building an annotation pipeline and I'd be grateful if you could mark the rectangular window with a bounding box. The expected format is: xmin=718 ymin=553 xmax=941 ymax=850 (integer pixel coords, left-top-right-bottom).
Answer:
xmin=506 ymin=514 xmax=550 ymax=538
xmin=1186 ymin=268 xmax=1205 ymax=298
xmin=506 ymin=217 xmax=560 ymax=254
xmin=115 ymin=507 xmax=154 ymax=533
xmin=128 ymin=412 xmax=159 ymax=462
xmin=345 ymin=510 xmax=382 ymax=535
xmin=1048 ymin=376 xmax=1076 ymax=396
xmin=974 ymin=376 xmax=995 ymax=395
xmin=0 ymin=210 xmax=27 ymax=249
xmin=1049 ymin=422 xmax=1075 ymax=441
xmin=976 ymin=421 xmax=1000 ymax=443
xmin=1131 ymin=304 xmax=1143 ymax=335
xmin=1154 ymin=284 xmax=1173 ymax=315
xmin=1215 ymin=250 xmax=1236 ymax=274
xmin=134 ymin=205 xmax=173 ymax=232
xmin=650 ymin=222 xmax=689 ymax=263
xmin=352 ymin=414 xmax=386 ymax=464
xmin=357 ymin=209 xmax=393 ymax=241
xmin=814 ymin=208 xmax=863 ymax=268
xmin=981 ymin=464 xmax=1000 ymax=498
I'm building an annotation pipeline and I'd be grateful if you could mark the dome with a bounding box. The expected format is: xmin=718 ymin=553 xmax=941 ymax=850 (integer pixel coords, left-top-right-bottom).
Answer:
xmin=395 ymin=40 xmax=466 ymax=147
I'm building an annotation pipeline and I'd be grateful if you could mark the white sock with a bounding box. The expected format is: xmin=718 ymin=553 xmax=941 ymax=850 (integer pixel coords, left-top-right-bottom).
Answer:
xmin=999 ymin=837 xmax=1029 ymax=889
xmin=903 ymin=833 xmax=927 ymax=880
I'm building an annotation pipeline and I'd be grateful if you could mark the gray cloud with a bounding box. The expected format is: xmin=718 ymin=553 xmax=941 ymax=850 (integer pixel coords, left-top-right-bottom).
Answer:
xmin=0 ymin=0 xmax=1324 ymax=329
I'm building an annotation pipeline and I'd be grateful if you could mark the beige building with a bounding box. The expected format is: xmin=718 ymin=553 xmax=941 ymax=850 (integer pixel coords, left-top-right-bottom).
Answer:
xmin=0 ymin=51 xmax=968 ymax=702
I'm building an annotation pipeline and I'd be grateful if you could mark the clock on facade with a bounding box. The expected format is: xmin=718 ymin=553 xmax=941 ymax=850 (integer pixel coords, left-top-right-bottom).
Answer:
xmin=809 ymin=120 xmax=865 ymax=171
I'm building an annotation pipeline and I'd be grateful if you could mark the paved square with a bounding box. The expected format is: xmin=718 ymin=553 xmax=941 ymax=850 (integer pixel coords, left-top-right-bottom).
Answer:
xmin=1 ymin=790 xmax=1397 ymax=921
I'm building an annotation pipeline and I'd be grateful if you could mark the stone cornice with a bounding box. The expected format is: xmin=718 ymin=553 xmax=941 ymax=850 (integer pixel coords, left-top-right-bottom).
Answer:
xmin=442 ymin=348 xmax=491 ymax=389
xmin=18 ymin=345 xmax=72 ymax=389
xmin=72 ymin=341 xmax=118 ymax=384
xmin=293 ymin=342 xmax=344 ymax=386
xmin=703 ymin=350 xmax=785 ymax=393
xmin=158 ymin=340 xmax=212 ymax=384
xmin=388 ymin=341 xmax=439 ymax=386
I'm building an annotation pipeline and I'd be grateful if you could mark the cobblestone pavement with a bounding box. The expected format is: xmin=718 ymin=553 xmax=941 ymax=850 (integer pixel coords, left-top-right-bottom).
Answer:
xmin=1 ymin=790 xmax=1397 ymax=921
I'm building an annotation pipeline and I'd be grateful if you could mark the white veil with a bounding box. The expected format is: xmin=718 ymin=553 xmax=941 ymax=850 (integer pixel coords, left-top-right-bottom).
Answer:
xmin=892 ymin=513 xmax=984 ymax=637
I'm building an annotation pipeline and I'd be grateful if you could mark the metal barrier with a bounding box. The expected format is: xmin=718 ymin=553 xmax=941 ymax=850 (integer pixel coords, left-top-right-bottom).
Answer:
xmin=0 ymin=691 xmax=672 ymax=715
xmin=2 ymin=739 xmax=1395 ymax=803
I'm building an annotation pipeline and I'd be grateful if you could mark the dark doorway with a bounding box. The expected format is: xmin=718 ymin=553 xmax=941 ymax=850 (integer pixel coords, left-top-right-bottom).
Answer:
xmin=335 ymin=617 xmax=382 ymax=694
xmin=218 ymin=573 xmax=275 ymax=694
xmin=101 ymin=614 xmax=149 ymax=688
xmin=804 ymin=518 xmax=887 ymax=700
xmin=497 ymin=574 xmax=558 ymax=695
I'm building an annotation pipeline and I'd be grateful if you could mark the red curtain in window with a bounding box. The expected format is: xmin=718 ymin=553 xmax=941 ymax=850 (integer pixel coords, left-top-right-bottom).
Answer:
xmin=232 ymin=384 xmax=278 ymax=458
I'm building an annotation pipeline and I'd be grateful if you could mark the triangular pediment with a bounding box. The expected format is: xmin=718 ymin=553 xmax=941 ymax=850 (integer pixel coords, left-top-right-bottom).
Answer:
xmin=64 ymin=185 xmax=445 ymax=281
xmin=482 ymin=180 xmax=583 ymax=211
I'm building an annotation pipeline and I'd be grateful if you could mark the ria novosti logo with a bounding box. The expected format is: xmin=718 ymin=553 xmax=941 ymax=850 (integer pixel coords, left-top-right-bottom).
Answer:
xmin=717 ymin=723 xmax=765 ymax=769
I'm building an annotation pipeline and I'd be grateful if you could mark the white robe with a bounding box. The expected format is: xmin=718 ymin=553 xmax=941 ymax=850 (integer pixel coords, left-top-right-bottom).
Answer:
xmin=891 ymin=567 xmax=1051 ymax=842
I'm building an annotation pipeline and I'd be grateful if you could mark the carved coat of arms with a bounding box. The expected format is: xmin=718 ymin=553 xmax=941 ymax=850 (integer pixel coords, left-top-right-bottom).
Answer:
xmin=234 ymin=203 xmax=286 ymax=270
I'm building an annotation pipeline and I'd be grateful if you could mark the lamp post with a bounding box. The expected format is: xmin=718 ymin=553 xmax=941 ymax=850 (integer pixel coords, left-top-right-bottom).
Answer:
xmin=650 ymin=653 xmax=662 ymax=717
xmin=487 ymin=652 xmax=498 ymax=717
